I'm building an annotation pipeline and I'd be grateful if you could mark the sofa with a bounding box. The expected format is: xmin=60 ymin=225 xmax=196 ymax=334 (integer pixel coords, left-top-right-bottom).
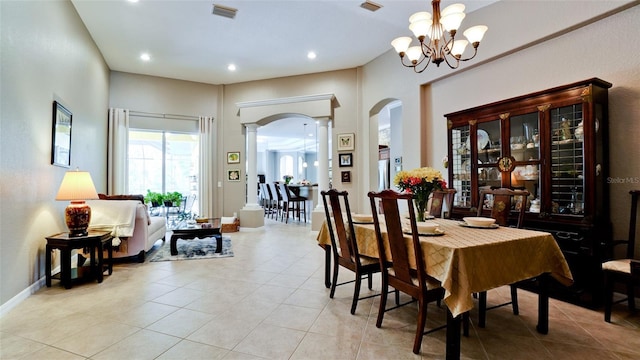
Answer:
xmin=87 ymin=195 xmax=166 ymax=262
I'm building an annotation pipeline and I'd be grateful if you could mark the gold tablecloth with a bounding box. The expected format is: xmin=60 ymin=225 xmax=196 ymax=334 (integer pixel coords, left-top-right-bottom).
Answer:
xmin=317 ymin=218 xmax=573 ymax=317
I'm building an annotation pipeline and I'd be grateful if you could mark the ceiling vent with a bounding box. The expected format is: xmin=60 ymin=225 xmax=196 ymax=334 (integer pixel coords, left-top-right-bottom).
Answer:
xmin=212 ymin=4 xmax=237 ymax=19
xmin=360 ymin=1 xmax=382 ymax=12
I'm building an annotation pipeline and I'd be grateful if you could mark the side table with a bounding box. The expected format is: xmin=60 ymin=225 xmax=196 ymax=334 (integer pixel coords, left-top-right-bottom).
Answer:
xmin=45 ymin=230 xmax=113 ymax=289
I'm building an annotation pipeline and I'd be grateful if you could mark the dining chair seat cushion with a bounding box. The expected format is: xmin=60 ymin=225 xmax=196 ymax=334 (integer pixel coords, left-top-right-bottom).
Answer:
xmin=336 ymin=248 xmax=378 ymax=266
xmin=387 ymin=268 xmax=442 ymax=290
xmin=603 ymin=259 xmax=632 ymax=274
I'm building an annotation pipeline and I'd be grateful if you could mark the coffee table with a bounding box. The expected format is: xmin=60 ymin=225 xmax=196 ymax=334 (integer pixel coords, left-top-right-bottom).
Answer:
xmin=170 ymin=218 xmax=222 ymax=256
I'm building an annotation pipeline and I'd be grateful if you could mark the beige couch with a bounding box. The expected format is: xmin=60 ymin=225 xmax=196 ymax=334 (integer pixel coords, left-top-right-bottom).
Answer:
xmin=87 ymin=197 xmax=166 ymax=262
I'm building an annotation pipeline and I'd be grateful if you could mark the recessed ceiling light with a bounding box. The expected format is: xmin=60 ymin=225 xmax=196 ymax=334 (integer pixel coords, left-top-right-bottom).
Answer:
xmin=128 ymin=0 xmax=139 ymax=3
xmin=140 ymin=53 xmax=151 ymax=61
xmin=228 ymin=64 xmax=236 ymax=71
xmin=307 ymin=51 xmax=317 ymax=60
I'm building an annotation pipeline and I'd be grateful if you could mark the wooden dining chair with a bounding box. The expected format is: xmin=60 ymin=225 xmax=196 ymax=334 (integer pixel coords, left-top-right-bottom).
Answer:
xmin=368 ymin=189 xmax=446 ymax=354
xmin=429 ymin=188 xmax=457 ymax=218
xmin=279 ymin=183 xmax=306 ymax=223
xmin=603 ymin=190 xmax=640 ymax=322
xmin=321 ymin=189 xmax=381 ymax=314
xmin=476 ymin=187 xmax=530 ymax=328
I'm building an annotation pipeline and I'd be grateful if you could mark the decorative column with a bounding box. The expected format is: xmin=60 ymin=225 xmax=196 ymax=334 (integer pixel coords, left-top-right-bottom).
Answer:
xmin=312 ymin=118 xmax=330 ymax=230
xmin=239 ymin=123 xmax=264 ymax=228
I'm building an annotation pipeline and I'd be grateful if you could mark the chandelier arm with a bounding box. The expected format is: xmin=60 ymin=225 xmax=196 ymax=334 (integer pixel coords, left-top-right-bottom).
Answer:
xmin=441 ymin=51 xmax=461 ymax=69
xmin=458 ymin=47 xmax=480 ymax=62
xmin=413 ymin=59 xmax=431 ymax=73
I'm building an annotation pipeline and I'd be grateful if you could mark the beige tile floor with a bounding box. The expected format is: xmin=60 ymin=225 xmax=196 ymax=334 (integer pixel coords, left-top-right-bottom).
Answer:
xmin=2 ymin=218 xmax=640 ymax=359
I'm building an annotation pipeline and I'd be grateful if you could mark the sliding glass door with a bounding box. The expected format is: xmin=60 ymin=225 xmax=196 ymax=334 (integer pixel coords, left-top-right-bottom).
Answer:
xmin=128 ymin=129 xmax=199 ymax=210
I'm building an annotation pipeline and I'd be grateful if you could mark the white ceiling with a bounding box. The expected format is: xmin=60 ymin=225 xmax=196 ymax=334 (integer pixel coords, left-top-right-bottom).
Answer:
xmin=71 ymin=0 xmax=499 ymax=151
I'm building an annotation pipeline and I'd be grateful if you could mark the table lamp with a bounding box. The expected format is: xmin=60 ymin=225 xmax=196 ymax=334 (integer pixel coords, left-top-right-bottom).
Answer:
xmin=55 ymin=169 xmax=99 ymax=237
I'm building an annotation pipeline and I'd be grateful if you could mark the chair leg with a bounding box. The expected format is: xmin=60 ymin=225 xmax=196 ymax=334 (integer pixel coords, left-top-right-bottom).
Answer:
xmin=368 ymin=272 xmax=373 ymax=290
xmin=604 ymin=271 xmax=614 ymax=322
xmin=478 ymin=291 xmax=487 ymax=328
xmin=510 ymin=284 xmax=519 ymax=315
xmin=413 ymin=297 xmax=427 ymax=354
xmin=351 ymin=272 xmax=362 ymax=315
xmin=330 ymin=259 xmax=340 ymax=299
xmin=376 ymin=274 xmax=389 ymax=328
xmin=627 ymin=278 xmax=636 ymax=311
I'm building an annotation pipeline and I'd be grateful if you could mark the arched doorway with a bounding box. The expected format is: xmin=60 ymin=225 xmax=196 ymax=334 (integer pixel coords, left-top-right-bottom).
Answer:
xmin=236 ymin=94 xmax=337 ymax=229
xmin=368 ymin=98 xmax=402 ymax=198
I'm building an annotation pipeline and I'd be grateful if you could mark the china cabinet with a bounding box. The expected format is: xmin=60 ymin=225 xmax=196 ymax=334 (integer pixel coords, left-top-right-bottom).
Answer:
xmin=445 ymin=78 xmax=612 ymax=306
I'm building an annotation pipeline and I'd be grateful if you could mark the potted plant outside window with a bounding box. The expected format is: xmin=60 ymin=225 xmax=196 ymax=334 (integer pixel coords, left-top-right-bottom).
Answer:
xmin=164 ymin=191 xmax=183 ymax=207
xmin=145 ymin=190 xmax=164 ymax=208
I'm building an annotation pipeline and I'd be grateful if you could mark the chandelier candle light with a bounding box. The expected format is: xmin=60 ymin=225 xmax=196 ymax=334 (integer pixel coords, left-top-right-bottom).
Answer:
xmin=55 ymin=169 xmax=99 ymax=237
xmin=394 ymin=167 xmax=447 ymax=222
xmin=391 ymin=0 xmax=488 ymax=72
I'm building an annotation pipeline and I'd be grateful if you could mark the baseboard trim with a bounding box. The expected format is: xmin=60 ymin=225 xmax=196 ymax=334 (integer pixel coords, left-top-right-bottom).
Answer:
xmin=0 ymin=275 xmax=48 ymax=318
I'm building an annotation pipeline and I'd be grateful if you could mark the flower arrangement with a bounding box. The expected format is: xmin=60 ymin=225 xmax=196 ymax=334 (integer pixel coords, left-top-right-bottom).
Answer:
xmin=283 ymin=175 xmax=293 ymax=184
xmin=394 ymin=167 xmax=447 ymax=221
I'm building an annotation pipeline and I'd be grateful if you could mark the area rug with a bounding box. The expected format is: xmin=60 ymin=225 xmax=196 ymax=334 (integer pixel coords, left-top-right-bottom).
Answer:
xmin=149 ymin=236 xmax=234 ymax=262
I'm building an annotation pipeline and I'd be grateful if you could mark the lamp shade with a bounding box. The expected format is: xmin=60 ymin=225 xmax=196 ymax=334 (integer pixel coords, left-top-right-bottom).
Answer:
xmin=56 ymin=170 xmax=99 ymax=237
xmin=55 ymin=170 xmax=99 ymax=201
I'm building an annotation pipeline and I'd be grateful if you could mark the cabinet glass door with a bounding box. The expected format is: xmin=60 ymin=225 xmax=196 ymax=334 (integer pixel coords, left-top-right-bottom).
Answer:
xmin=451 ymin=124 xmax=471 ymax=207
xmin=509 ymin=113 xmax=541 ymax=210
xmin=477 ymin=119 xmax=501 ymax=190
xmin=550 ymin=104 xmax=584 ymax=215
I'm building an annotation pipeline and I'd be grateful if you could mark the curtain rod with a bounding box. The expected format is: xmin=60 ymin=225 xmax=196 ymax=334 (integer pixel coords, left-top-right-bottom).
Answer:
xmin=129 ymin=110 xmax=199 ymax=121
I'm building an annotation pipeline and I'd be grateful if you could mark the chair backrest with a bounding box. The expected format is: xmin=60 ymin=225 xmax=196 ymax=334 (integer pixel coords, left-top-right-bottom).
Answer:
xmin=321 ymin=189 xmax=361 ymax=265
xmin=430 ymin=188 xmax=457 ymax=218
xmin=626 ymin=190 xmax=640 ymax=259
xmin=279 ymin=183 xmax=296 ymax=202
xmin=368 ymin=189 xmax=427 ymax=291
xmin=268 ymin=183 xmax=281 ymax=201
xmin=477 ymin=188 xmax=530 ymax=228
xmin=183 ymin=194 xmax=196 ymax=214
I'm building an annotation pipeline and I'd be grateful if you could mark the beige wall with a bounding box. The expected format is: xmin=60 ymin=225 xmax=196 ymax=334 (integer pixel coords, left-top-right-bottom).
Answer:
xmin=1 ymin=0 xmax=639 ymax=310
xmin=221 ymin=70 xmax=360 ymax=215
xmin=0 ymin=1 xmax=110 ymax=306
xmin=362 ymin=2 xmax=640 ymax=239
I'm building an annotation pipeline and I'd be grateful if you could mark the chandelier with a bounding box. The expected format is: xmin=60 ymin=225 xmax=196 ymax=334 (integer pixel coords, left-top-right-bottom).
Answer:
xmin=391 ymin=0 xmax=488 ymax=72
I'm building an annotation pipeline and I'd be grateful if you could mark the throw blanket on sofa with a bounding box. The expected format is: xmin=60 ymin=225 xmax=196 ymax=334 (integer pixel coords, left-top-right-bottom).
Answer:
xmin=86 ymin=200 xmax=138 ymax=246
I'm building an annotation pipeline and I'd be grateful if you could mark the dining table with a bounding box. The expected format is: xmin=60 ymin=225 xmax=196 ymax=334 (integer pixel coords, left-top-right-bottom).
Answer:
xmin=316 ymin=217 xmax=573 ymax=359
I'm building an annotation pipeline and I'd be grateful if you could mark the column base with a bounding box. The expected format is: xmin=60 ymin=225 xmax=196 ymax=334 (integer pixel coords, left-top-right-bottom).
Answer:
xmin=239 ymin=205 xmax=264 ymax=228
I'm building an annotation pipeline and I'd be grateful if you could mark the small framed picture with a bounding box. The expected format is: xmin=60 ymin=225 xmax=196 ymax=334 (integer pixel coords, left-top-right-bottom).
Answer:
xmin=341 ymin=171 xmax=351 ymax=183
xmin=227 ymin=169 xmax=241 ymax=181
xmin=51 ymin=101 xmax=72 ymax=168
xmin=338 ymin=153 xmax=352 ymax=167
xmin=227 ymin=151 xmax=240 ymax=164
xmin=336 ymin=133 xmax=355 ymax=151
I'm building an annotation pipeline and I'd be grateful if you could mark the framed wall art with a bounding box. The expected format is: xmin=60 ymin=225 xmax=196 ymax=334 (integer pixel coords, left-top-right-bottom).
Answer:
xmin=51 ymin=101 xmax=72 ymax=168
xmin=341 ymin=171 xmax=351 ymax=183
xmin=338 ymin=153 xmax=352 ymax=167
xmin=227 ymin=151 xmax=240 ymax=164
xmin=227 ymin=169 xmax=241 ymax=181
xmin=336 ymin=133 xmax=355 ymax=151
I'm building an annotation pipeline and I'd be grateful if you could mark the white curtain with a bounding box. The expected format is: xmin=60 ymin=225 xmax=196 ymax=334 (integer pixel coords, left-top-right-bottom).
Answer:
xmin=108 ymin=108 xmax=130 ymax=195
xmin=199 ymin=116 xmax=216 ymax=217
